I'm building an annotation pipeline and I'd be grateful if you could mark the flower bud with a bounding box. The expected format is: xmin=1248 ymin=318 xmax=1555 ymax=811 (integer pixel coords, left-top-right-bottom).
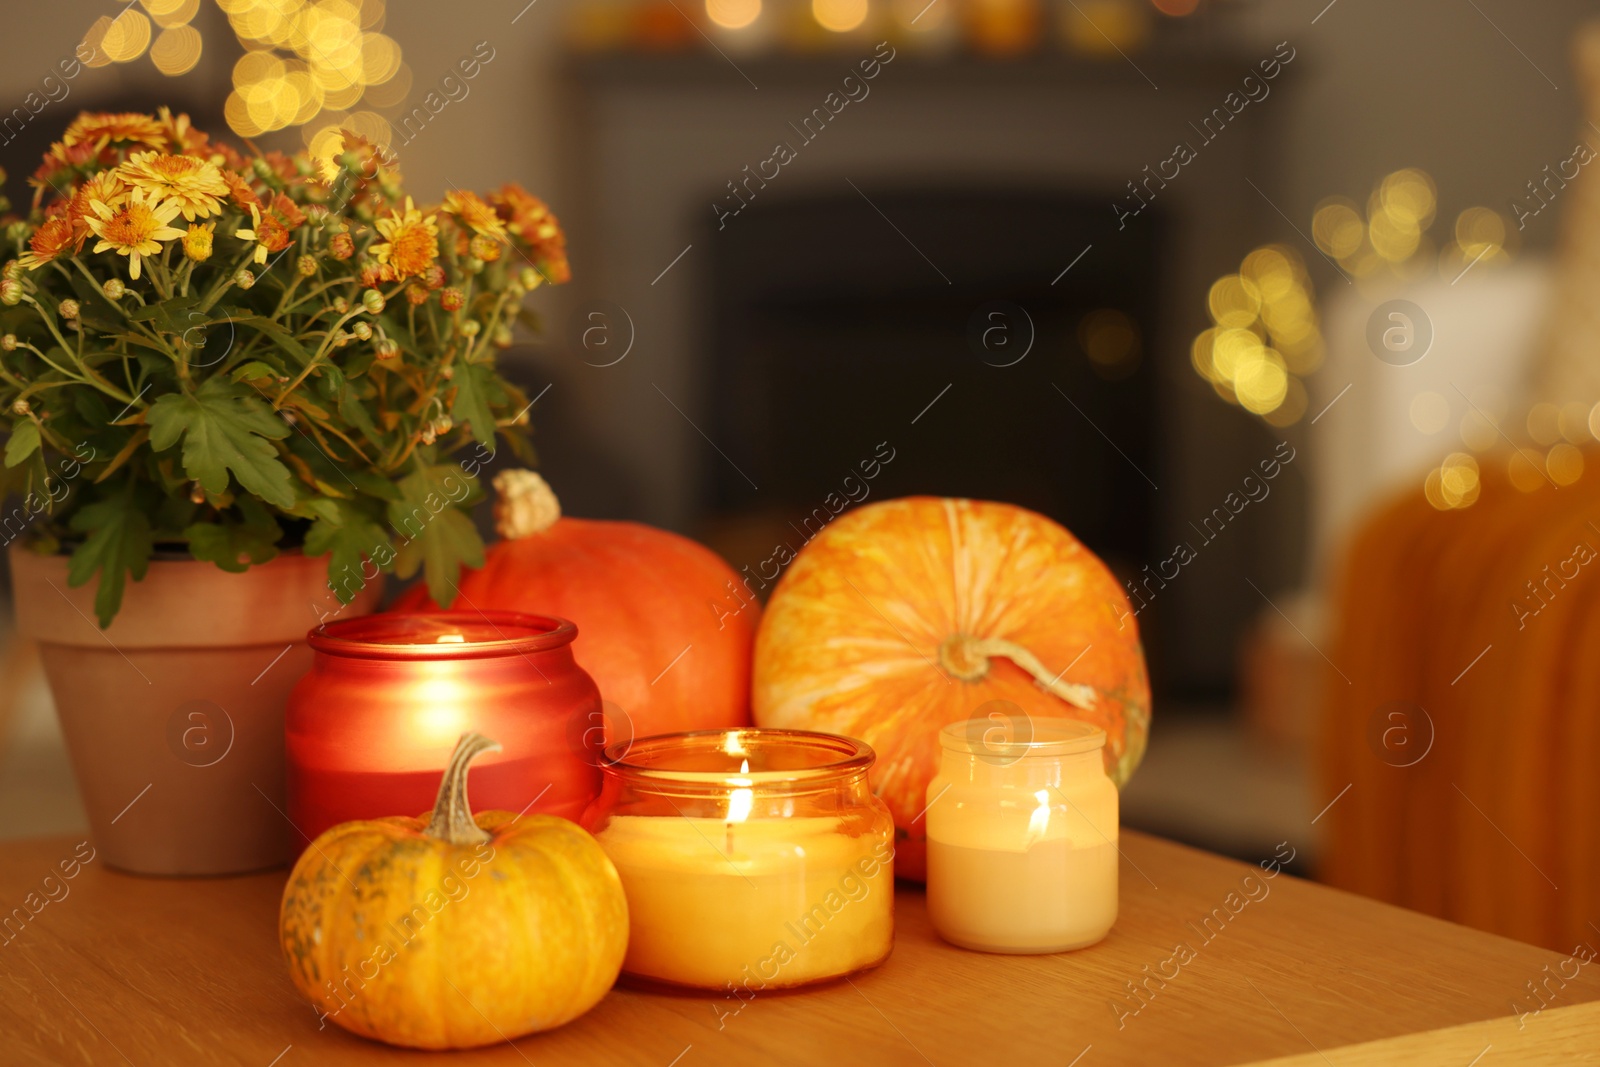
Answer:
xmin=433 ymin=415 xmax=454 ymax=435
xmin=440 ymin=287 xmax=464 ymax=312
xmin=469 ymin=235 xmax=502 ymax=263
xmin=493 ymin=324 xmax=514 ymax=349
xmin=333 ymin=296 xmax=349 ymax=315
xmin=352 ymin=321 xmax=372 ymax=341
xmin=405 ymin=284 xmax=429 ymax=307
xmin=297 ymin=255 xmax=318 ymax=277
xmin=0 ymin=334 xmax=15 ymax=351
xmin=362 ymin=288 xmax=385 ymax=314
xmin=0 ymin=279 xmax=22 ymax=305
xmin=420 ymin=425 xmax=437 ymax=446
xmin=329 ymin=232 xmax=355 ymax=260
xmin=234 ymin=269 xmax=256 ymax=289
xmin=518 ymin=267 xmax=541 ymax=290
xmin=375 ymin=337 xmax=400 ymax=359
xmin=58 ymin=299 xmax=79 ymax=321
xmin=423 ymin=264 xmax=446 ymax=291
xmin=12 ymin=398 xmax=30 ymax=415
xmin=102 ymin=278 xmax=125 ymax=301
xmin=439 ymin=365 xmax=454 ymax=380
xmin=190 ymin=483 xmax=206 ymax=504
xmin=461 ymin=320 xmax=481 ymax=339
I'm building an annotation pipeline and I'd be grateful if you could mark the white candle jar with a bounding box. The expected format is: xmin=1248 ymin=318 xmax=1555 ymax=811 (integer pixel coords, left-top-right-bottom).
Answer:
xmin=926 ymin=718 xmax=1118 ymax=953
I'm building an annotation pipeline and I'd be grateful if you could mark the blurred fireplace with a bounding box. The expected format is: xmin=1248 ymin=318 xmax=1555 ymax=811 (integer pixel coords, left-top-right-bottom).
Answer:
xmin=556 ymin=49 xmax=1298 ymax=697
xmin=700 ymin=187 xmax=1162 ymax=596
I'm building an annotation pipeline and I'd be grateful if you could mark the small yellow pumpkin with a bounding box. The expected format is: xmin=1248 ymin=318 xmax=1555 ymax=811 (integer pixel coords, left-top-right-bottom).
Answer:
xmin=279 ymin=732 xmax=629 ymax=1049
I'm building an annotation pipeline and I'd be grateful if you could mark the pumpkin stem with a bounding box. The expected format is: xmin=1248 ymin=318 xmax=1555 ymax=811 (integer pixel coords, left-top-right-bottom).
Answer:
xmin=423 ymin=732 xmax=502 ymax=846
xmin=937 ymin=634 xmax=1098 ymax=711
xmin=494 ymin=469 xmax=561 ymax=539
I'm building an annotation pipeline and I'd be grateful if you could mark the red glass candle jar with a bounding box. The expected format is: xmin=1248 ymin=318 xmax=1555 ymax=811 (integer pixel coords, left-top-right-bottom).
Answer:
xmin=286 ymin=612 xmax=603 ymax=847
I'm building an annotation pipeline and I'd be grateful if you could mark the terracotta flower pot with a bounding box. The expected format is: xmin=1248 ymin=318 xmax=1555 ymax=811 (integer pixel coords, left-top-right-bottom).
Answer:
xmin=9 ymin=546 xmax=382 ymax=876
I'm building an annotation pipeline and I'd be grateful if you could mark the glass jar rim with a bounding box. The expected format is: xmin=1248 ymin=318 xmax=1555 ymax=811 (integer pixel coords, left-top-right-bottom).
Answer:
xmin=939 ymin=716 xmax=1107 ymax=758
xmin=307 ymin=611 xmax=577 ymax=660
xmin=602 ymin=729 xmax=875 ymax=790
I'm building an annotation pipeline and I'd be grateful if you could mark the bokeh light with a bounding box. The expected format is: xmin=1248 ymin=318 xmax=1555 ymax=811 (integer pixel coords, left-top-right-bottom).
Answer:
xmin=102 ymin=8 xmax=154 ymax=63
xmin=708 ymin=0 xmax=763 ymax=29
xmin=150 ymin=24 xmax=203 ymax=75
xmin=100 ymin=0 xmax=406 ymax=140
xmin=1192 ymin=245 xmax=1320 ymax=423
xmin=814 ymin=0 xmax=869 ymax=32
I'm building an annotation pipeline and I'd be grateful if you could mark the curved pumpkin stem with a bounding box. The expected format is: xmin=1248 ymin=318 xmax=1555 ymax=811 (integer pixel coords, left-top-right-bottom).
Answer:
xmin=494 ymin=469 xmax=561 ymax=539
xmin=938 ymin=634 xmax=1098 ymax=711
xmin=423 ymin=732 xmax=502 ymax=846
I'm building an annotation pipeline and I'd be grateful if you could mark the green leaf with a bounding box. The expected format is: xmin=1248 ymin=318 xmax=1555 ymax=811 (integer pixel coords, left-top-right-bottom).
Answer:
xmin=219 ymin=310 xmax=316 ymax=369
xmin=5 ymin=422 xmax=40 ymax=468
xmin=450 ymin=359 xmax=499 ymax=447
xmin=67 ymin=484 xmax=153 ymax=628
xmin=387 ymin=465 xmax=484 ymax=607
xmin=230 ymin=361 xmax=281 ymax=383
xmin=304 ymin=499 xmax=393 ymax=604
xmin=147 ymin=378 xmax=296 ymax=509
xmin=185 ymin=517 xmax=282 ymax=573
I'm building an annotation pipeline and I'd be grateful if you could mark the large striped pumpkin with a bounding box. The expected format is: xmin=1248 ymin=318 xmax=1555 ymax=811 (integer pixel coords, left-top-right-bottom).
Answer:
xmin=752 ymin=497 xmax=1150 ymax=880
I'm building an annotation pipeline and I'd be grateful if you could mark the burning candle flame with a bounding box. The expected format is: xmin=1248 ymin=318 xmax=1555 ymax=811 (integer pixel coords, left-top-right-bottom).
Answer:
xmin=1024 ymin=788 xmax=1052 ymax=847
xmin=727 ymin=758 xmax=753 ymax=825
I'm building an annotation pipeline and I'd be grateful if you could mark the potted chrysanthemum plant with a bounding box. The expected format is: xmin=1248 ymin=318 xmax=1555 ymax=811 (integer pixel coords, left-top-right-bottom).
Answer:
xmin=0 ymin=109 xmax=570 ymax=874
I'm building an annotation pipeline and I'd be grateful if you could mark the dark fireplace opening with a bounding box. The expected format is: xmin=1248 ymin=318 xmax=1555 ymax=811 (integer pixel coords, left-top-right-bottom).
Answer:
xmin=697 ymin=185 xmax=1167 ymax=669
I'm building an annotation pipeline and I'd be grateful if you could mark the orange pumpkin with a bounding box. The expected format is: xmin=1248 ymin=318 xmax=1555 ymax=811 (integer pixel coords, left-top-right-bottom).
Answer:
xmin=752 ymin=497 xmax=1150 ymax=880
xmin=279 ymin=733 xmax=629 ymax=1049
xmin=395 ymin=471 xmax=757 ymax=738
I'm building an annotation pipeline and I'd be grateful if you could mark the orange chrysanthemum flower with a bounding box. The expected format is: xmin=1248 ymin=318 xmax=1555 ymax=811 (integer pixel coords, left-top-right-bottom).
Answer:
xmin=67 ymin=171 xmax=129 ymax=250
xmin=17 ymin=217 xmax=77 ymax=270
xmin=31 ymin=140 xmax=102 ymax=201
xmin=442 ymin=189 xmax=506 ymax=240
xmin=491 ymin=182 xmax=570 ymax=284
xmin=157 ymin=107 xmax=210 ymax=156
xmin=235 ymin=205 xmax=292 ymax=265
xmin=221 ymin=169 xmax=260 ymax=212
xmin=370 ymin=197 xmax=440 ymax=281
xmin=85 ymin=187 xmax=185 ymax=280
xmin=359 ymin=260 xmax=394 ymax=288
xmin=119 ymin=152 xmax=227 ymax=221
xmin=272 ymin=193 xmax=306 ymax=230
xmin=61 ymin=111 xmax=167 ymax=152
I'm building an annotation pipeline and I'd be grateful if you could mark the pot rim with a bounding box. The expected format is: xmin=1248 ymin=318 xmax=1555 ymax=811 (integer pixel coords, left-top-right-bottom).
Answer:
xmin=308 ymin=610 xmax=578 ymax=660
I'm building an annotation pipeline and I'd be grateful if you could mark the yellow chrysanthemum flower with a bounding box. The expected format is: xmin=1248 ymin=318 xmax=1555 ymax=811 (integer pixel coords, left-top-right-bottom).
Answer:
xmin=119 ymin=151 xmax=227 ymax=221
xmin=371 ymin=197 xmax=440 ymax=281
xmin=441 ymin=189 xmax=507 ymax=240
xmin=85 ymin=188 xmax=185 ymax=281
xmin=183 ymin=222 xmax=215 ymax=262
xmin=61 ymin=111 xmax=167 ymax=152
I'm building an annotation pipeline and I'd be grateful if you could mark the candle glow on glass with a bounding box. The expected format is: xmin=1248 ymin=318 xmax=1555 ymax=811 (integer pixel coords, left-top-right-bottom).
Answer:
xmin=590 ymin=730 xmax=896 ymax=991
xmin=926 ymin=719 xmax=1119 ymax=955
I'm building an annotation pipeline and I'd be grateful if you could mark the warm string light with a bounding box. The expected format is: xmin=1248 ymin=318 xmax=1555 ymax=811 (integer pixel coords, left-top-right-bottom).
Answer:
xmin=1191 ymin=244 xmax=1318 ymax=426
xmin=1310 ymin=168 xmax=1516 ymax=283
xmin=78 ymin=1 xmax=404 ymax=148
xmin=1418 ymin=394 xmax=1596 ymax=510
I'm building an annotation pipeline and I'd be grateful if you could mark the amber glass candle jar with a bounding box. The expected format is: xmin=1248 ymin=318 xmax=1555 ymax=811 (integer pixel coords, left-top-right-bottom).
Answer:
xmin=926 ymin=718 xmax=1118 ymax=953
xmin=286 ymin=612 xmax=603 ymax=846
xmin=587 ymin=729 xmax=895 ymax=991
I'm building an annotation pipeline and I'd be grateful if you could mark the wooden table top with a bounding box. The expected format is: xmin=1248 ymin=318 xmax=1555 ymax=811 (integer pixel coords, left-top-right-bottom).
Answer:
xmin=2 ymin=830 xmax=1595 ymax=1066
